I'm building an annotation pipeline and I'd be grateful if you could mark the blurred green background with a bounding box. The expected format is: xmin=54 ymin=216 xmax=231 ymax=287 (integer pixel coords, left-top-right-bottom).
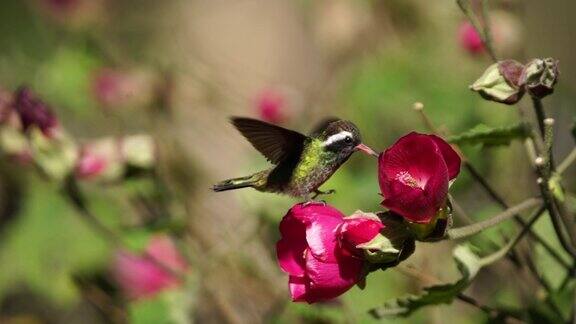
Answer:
xmin=0 ymin=0 xmax=574 ymax=323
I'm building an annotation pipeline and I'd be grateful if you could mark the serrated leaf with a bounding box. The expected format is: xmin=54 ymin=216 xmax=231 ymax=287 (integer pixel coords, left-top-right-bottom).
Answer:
xmin=448 ymin=123 xmax=528 ymax=147
xmin=369 ymin=246 xmax=481 ymax=318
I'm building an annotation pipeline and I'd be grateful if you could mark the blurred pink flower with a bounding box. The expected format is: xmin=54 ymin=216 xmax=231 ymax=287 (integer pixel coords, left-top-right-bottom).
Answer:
xmin=256 ymin=89 xmax=286 ymax=124
xmin=277 ymin=203 xmax=380 ymax=303
xmin=43 ymin=0 xmax=79 ymax=12
xmin=91 ymin=68 xmax=155 ymax=109
xmin=458 ymin=22 xmax=484 ymax=55
xmin=37 ymin=0 xmax=105 ymax=26
xmin=92 ymin=68 xmax=132 ymax=107
xmin=75 ymin=150 xmax=107 ymax=180
xmin=113 ymin=235 xmax=188 ymax=300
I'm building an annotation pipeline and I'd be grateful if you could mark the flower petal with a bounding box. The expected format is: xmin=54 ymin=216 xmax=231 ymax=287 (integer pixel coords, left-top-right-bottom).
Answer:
xmin=289 ymin=275 xmax=309 ymax=302
xmin=277 ymin=210 xmax=308 ymax=276
xmin=428 ymin=135 xmax=461 ymax=180
xmin=305 ymin=214 xmax=342 ymax=263
xmin=304 ymin=252 xmax=363 ymax=303
xmin=338 ymin=216 xmax=384 ymax=256
xmin=379 ymin=132 xmax=450 ymax=223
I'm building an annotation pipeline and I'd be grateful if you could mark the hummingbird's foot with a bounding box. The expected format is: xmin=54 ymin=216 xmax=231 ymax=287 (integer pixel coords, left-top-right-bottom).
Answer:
xmin=311 ymin=189 xmax=336 ymax=199
xmin=302 ymin=200 xmax=327 ymax=207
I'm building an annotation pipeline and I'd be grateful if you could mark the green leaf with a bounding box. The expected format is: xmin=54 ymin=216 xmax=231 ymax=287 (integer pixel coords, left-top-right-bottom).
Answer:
xmin=369 ymin=246 xmax=481 ymax=318
xmin=447 ymin=123 xmax=528 ymax=147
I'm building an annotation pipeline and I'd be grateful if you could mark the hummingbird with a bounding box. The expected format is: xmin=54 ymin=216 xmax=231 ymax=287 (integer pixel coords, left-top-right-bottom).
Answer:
xmin=212 ymin=117 xmax=377 ymax=199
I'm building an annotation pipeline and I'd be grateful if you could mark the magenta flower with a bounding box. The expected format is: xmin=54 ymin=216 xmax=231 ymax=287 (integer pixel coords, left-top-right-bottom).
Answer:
xmin=256 ymin=89 xmax=285 ymax=124
xmin=378 ymin=133 xmax=461 ymax=224
xmin=458 ymin=22 xmax=483 ymax=55
xmin=112 ymin=235 xmax=188 ymax=300
xmin=75 ymin=150 xmax=107 ymax=180
xmin=13 ymin=87 xmax=59 ymax=137
xmin=276 ymin=204 xmax=379 ymax=303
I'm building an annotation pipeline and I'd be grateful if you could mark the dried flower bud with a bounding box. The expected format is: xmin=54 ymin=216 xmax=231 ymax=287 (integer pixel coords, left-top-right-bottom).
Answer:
xmin=520 ymin=58 xmax=559 ymax=99
xmin=470 ymin=60 xmax=525 ymax=105
xmin=13 ymin=87 xmax=59 ymax=137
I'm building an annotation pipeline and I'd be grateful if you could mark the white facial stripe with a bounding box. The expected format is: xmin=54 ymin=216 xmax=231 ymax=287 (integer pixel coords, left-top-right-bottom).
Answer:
xmin=323 ymin=131 xmax=353 ymax=146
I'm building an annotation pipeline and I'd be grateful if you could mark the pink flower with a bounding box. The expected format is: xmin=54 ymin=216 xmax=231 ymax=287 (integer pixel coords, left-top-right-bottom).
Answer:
xmin=112 ymin=235 xmax=188 ymax=300
xmin=75 ymin=150 xmax=107 ymax=180
xmin=458 ymin=22 xmax=484 ymax=55
xmin=276 ymin=204 xmax=380 ymax=303
xmin=378 ymin=133 xmax=461 ymax=224
xmin=12 ymin=87 xmax=59 ymax=137
xmin=91 ymin=68 xmax=154 ymax=109
xmin=256 ymin=89 xmax=285 ymax=124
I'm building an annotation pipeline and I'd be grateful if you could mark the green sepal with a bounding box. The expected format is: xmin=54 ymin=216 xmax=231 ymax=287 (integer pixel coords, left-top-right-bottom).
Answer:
xmin=406 ymin=202 xmax=452 ymax=241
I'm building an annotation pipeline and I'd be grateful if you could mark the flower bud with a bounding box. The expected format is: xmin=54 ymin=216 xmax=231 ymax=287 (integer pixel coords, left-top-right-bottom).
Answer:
xmin=13 ymin=87 xmax=59 ymax=137
xmin=458 ymin=22 xmax=483 ymax=55
xmin=470 ymin=60 xmax=525 ymax=105
xmin=520 ymin=58 xmax=559 ymax=99
xmin=120 ymin=135 xmax=156 ymax=170
xmin=91 ymin=68 xmax=156 ymax=109
xmin=75 ymin=138 xmax=124 ymax=182
xmin=256 ymin=89 xmax=286 ymax=124
xmin=29 ymin=128 xmax=78 ymax=181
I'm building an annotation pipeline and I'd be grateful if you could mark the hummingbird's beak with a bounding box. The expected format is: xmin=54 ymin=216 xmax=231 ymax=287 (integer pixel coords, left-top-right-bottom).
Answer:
xmin=355 ymin=143 xmax=379 ymax=157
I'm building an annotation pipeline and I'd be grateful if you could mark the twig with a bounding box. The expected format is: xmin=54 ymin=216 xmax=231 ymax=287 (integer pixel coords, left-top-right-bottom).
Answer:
xmin=61 ymin=176 xmax=187 ymax=280
xmin=478 ymin=205 xmax=546 ymax=267
xmin=456 ymin=0 xmax=497 ymax=62
xmin=447 ymin=198 xmax=543 ymax=240
xmin=413 ymin=104 xmax=569 ymax=269
xmin=558 ymin=148 xmax=576 ymax=175
xmin=523 ymin=252 xmax=565 ymax=320
xmin=465 ymin=162 xmax=571 ymax=269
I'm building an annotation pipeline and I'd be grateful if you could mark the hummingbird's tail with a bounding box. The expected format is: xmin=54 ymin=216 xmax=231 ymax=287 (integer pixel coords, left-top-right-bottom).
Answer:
xmin=212 ymin=175 xmax=256 ymax=192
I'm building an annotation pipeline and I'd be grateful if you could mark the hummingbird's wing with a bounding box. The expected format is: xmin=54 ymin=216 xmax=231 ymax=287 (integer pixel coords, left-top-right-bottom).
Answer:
xmin=231 ymin=117 xmax=307 ymax=164
xmin=308 ymin=117 xmax=340 ymax=137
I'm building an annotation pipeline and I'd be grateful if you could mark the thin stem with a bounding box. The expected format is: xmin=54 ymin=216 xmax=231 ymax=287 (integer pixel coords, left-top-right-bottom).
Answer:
xmin=62 ymin=177 xmax=187 ymax=280
xmin=413 ymin=103 xmax=569 ymax=268
xmin=558 ymin=148 xmax=576 ymax=175
xmin=456 ymin=0 xmax=497 ymax=62
xmin=465 ymin=162 xmax=571 ymax=269
xmin=529 ymin=98 xmax=576 ymax=255
xmin=479 ymin=0 xmax=498 ymax=62
xmin=478 ymin=205 xmax=546 ymax=267
xmin=523 ymin=252 xmax=565 ymax=320
xmin=447 ymin=198 xmax=542 ymax=240
xmin=532 ymin=97 xmax=546 ymax=137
